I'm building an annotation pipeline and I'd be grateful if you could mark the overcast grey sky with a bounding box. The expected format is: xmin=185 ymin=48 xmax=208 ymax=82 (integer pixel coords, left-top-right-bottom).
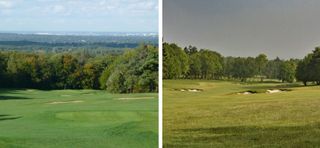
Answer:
xmin=164 ymin=0 xmax=320 ymax=59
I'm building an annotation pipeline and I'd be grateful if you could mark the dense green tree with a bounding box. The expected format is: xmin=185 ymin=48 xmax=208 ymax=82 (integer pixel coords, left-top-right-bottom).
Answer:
xmin=184 ymin=45 xmax=198 ymax=55
xmin=296 ymin=54 xmax=312 ymax=86
xmin=309 ymin=47 xmax=320 ymax=84
xmin=255 ymin=54 xmax=268 ymax=81
xmin=198 ymin=49 xmax=223 ymax=79
xmin=82 ymin=63 xmax=102 ymax=89
xmin=188 ymin=53 xmax=201 ymax=79
xmin=0 ymin=52 xmax=8 ymax=87
xmin=296 ymin=47 xmax=320 ymax=85
xmin=231 ymin=57 xmax=256 ymax=81
xmin=106 ymin=69 xmax=126 ymax=93
xmin=100 ymin=45 xmax=158 ymax=93
xmin=6 ymin=52 xmax=33 ymax=88
xmin=278 ymin=60 xmax=296 ymax=83
xmin=264 ymin=57 xmax=282 ymax=79
xmin=163 ymin=43 xmax=189 ymax=79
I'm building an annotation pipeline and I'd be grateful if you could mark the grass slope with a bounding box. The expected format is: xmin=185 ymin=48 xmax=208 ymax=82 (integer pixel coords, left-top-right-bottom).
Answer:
xmin=0 ymin=89 xmax=158 ymax=148
xmin=164 ymin=80 xmax=320 ymax=148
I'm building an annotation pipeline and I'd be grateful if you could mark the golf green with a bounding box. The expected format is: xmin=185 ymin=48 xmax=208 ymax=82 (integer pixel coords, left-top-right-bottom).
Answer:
xmin=0 ymin=89 xmax=158 ymax=148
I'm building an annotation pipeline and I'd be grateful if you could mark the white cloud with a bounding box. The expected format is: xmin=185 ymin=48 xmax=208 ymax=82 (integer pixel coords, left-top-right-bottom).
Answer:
xmin=52 ymin=5 xmax=66 ymax=14
xmin=0 ymin=0 xmax=14 ymax=9
xmin=40 ymin=0 xmax=156 ymax=17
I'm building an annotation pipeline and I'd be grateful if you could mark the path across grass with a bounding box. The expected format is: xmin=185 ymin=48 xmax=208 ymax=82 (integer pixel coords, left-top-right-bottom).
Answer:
xmin=164 ymin=80 xmax=320 ymax=147
xmin=0 ymin=89 xmax=158 ymax=148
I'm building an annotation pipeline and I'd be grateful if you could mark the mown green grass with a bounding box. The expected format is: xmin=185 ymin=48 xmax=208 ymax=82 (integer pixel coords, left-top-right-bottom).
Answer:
xmin=164 ymin=80 xmax=320 ymax=148
xmin=0 ymin=89 xmax=158 ymax=148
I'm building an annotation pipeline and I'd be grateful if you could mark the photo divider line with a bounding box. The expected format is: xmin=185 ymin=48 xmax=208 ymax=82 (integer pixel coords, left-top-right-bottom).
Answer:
xmin=158 ymin=0 xmax=163 ymax=147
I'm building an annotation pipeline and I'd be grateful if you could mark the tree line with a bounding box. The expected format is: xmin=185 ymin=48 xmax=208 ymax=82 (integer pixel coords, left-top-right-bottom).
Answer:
xmin=0 ymin=45 xmax=158 ymax=93
xmin=296 ymin=47 xmax=320 ymax=85
xmin=163 ymin=42 xmax=320 ymax=85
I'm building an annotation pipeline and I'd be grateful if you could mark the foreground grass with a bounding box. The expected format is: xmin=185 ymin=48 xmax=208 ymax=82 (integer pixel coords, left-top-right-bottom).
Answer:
xmin=164 ymin=80 xmax=320 ymax=147
xmin=0 ymin=89 xmax=158 ymax=148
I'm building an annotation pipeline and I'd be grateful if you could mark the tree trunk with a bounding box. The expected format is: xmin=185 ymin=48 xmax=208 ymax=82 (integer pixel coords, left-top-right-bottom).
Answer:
xmin=303 ymin=81 xmax=307 ymax=86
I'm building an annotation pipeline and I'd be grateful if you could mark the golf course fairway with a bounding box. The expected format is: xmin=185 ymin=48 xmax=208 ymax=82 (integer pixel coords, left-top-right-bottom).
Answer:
xmin=0 ymin=89 xmax=158 ymax=148
xmin=164 ymin=80 xmax=320 ymax=147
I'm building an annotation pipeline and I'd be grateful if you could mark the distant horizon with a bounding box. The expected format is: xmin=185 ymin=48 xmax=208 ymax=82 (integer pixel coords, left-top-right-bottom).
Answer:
xmin=0 ymin=31 xmax=158 ymax=37
xmin=0 ymin=31 xmax=158 ymax=33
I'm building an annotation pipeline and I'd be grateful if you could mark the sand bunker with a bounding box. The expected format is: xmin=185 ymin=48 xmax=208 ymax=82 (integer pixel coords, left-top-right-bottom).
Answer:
xmin=187 ymin=89 xmax=202 ymax=92
xmin=238 ymin=89 xmax=290 ymax=95
xmin=266 ymin=89 xmax=281 ymax=93
xmin=237 ymin=91 xmax=255 ymax=95
xmin=266 ymin=89 xmax=290 ymax=94
xmin=175 ymin=88 xmax=203 ymax=92
xmin=238 ymin=90 xmax=258 ymax=95
xmin=48 ymin=100 xmax=83 ymax=104
xmin=117 ymin=97 xmax=154 ymax=100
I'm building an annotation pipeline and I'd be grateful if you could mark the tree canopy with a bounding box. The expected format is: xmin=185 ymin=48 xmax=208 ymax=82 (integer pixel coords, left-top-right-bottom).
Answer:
xmin=0 ymin=45 xmax=158 ymax=93
xmin=163 ymin=42 xmax=306 ymax=84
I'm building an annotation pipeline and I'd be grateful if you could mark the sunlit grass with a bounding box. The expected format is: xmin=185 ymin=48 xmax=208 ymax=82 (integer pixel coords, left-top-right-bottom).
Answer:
xmin=0 ymin=89 xmax=158 ymax=148
xmin=164 ymin=80 xmax=320 ymax=147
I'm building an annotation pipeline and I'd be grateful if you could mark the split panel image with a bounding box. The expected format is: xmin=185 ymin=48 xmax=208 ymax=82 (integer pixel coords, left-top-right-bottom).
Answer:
xmin=163 ymin=0 xmax=320 ymax=147
xmin=0 ymin=0 xmax=158 ymax=148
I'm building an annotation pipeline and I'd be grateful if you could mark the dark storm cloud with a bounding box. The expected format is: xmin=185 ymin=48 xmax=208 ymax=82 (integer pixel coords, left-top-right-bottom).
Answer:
xmin=164 ymin=0 xmax=320 ymax=59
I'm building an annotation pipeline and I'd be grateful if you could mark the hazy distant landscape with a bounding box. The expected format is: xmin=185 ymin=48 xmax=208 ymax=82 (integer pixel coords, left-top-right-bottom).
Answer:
xmin=0 ymin=32 xmax=158 ymax=54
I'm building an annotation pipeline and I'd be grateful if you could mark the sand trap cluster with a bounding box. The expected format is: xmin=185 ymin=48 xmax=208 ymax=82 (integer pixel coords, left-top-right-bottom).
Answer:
xmin=48 ymin=100 xmax=83 ymax=104
xmin=176 ymin=88 xmax=203 ymax=92
xmin=238 ymin=89 xmax=290 ymax=95
xmin=117 ymin=97 xmax=154 ymax=100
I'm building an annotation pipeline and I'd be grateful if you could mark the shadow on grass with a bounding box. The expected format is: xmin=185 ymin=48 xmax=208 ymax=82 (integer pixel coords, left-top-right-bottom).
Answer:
xmin=0 ymin=114 xmax=22 ymax=121
xmin=170 ymin=124 xmax=320 ymax=147
xmin=0 ymin=89 xmax=32 ymax=100
xmin=242 ymin=83 xmax=303 ymax=90
xmin=0 ymin=96 xmax=31 ymax=100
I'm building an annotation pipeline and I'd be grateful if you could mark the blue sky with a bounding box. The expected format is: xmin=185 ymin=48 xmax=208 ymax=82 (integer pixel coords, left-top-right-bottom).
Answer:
xmin=0 ymin=0 xmax=158 ymax=32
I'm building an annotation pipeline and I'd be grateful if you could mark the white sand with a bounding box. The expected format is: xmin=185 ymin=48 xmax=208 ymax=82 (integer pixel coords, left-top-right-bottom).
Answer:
xmin=266 ymin=89 xmax=282 ymax=93
xmin=179 ymin=88 xmax=202 ymax=92
xmin=237 ymin=91 xmax=253 ymax=95
xmin=117 ymin=97 xmax=154 ymax=100
xmin=188 ymin=89 xmax=201 ymax=92
xmin=48 ymin=100 xmax=83 ymax=104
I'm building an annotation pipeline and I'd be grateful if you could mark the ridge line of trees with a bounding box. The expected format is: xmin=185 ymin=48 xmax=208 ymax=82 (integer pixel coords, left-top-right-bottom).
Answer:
xmin=0 ymin=45 xmax=158 ymax=93
xmin=163 ymin=42 xmax=320 ymax=86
